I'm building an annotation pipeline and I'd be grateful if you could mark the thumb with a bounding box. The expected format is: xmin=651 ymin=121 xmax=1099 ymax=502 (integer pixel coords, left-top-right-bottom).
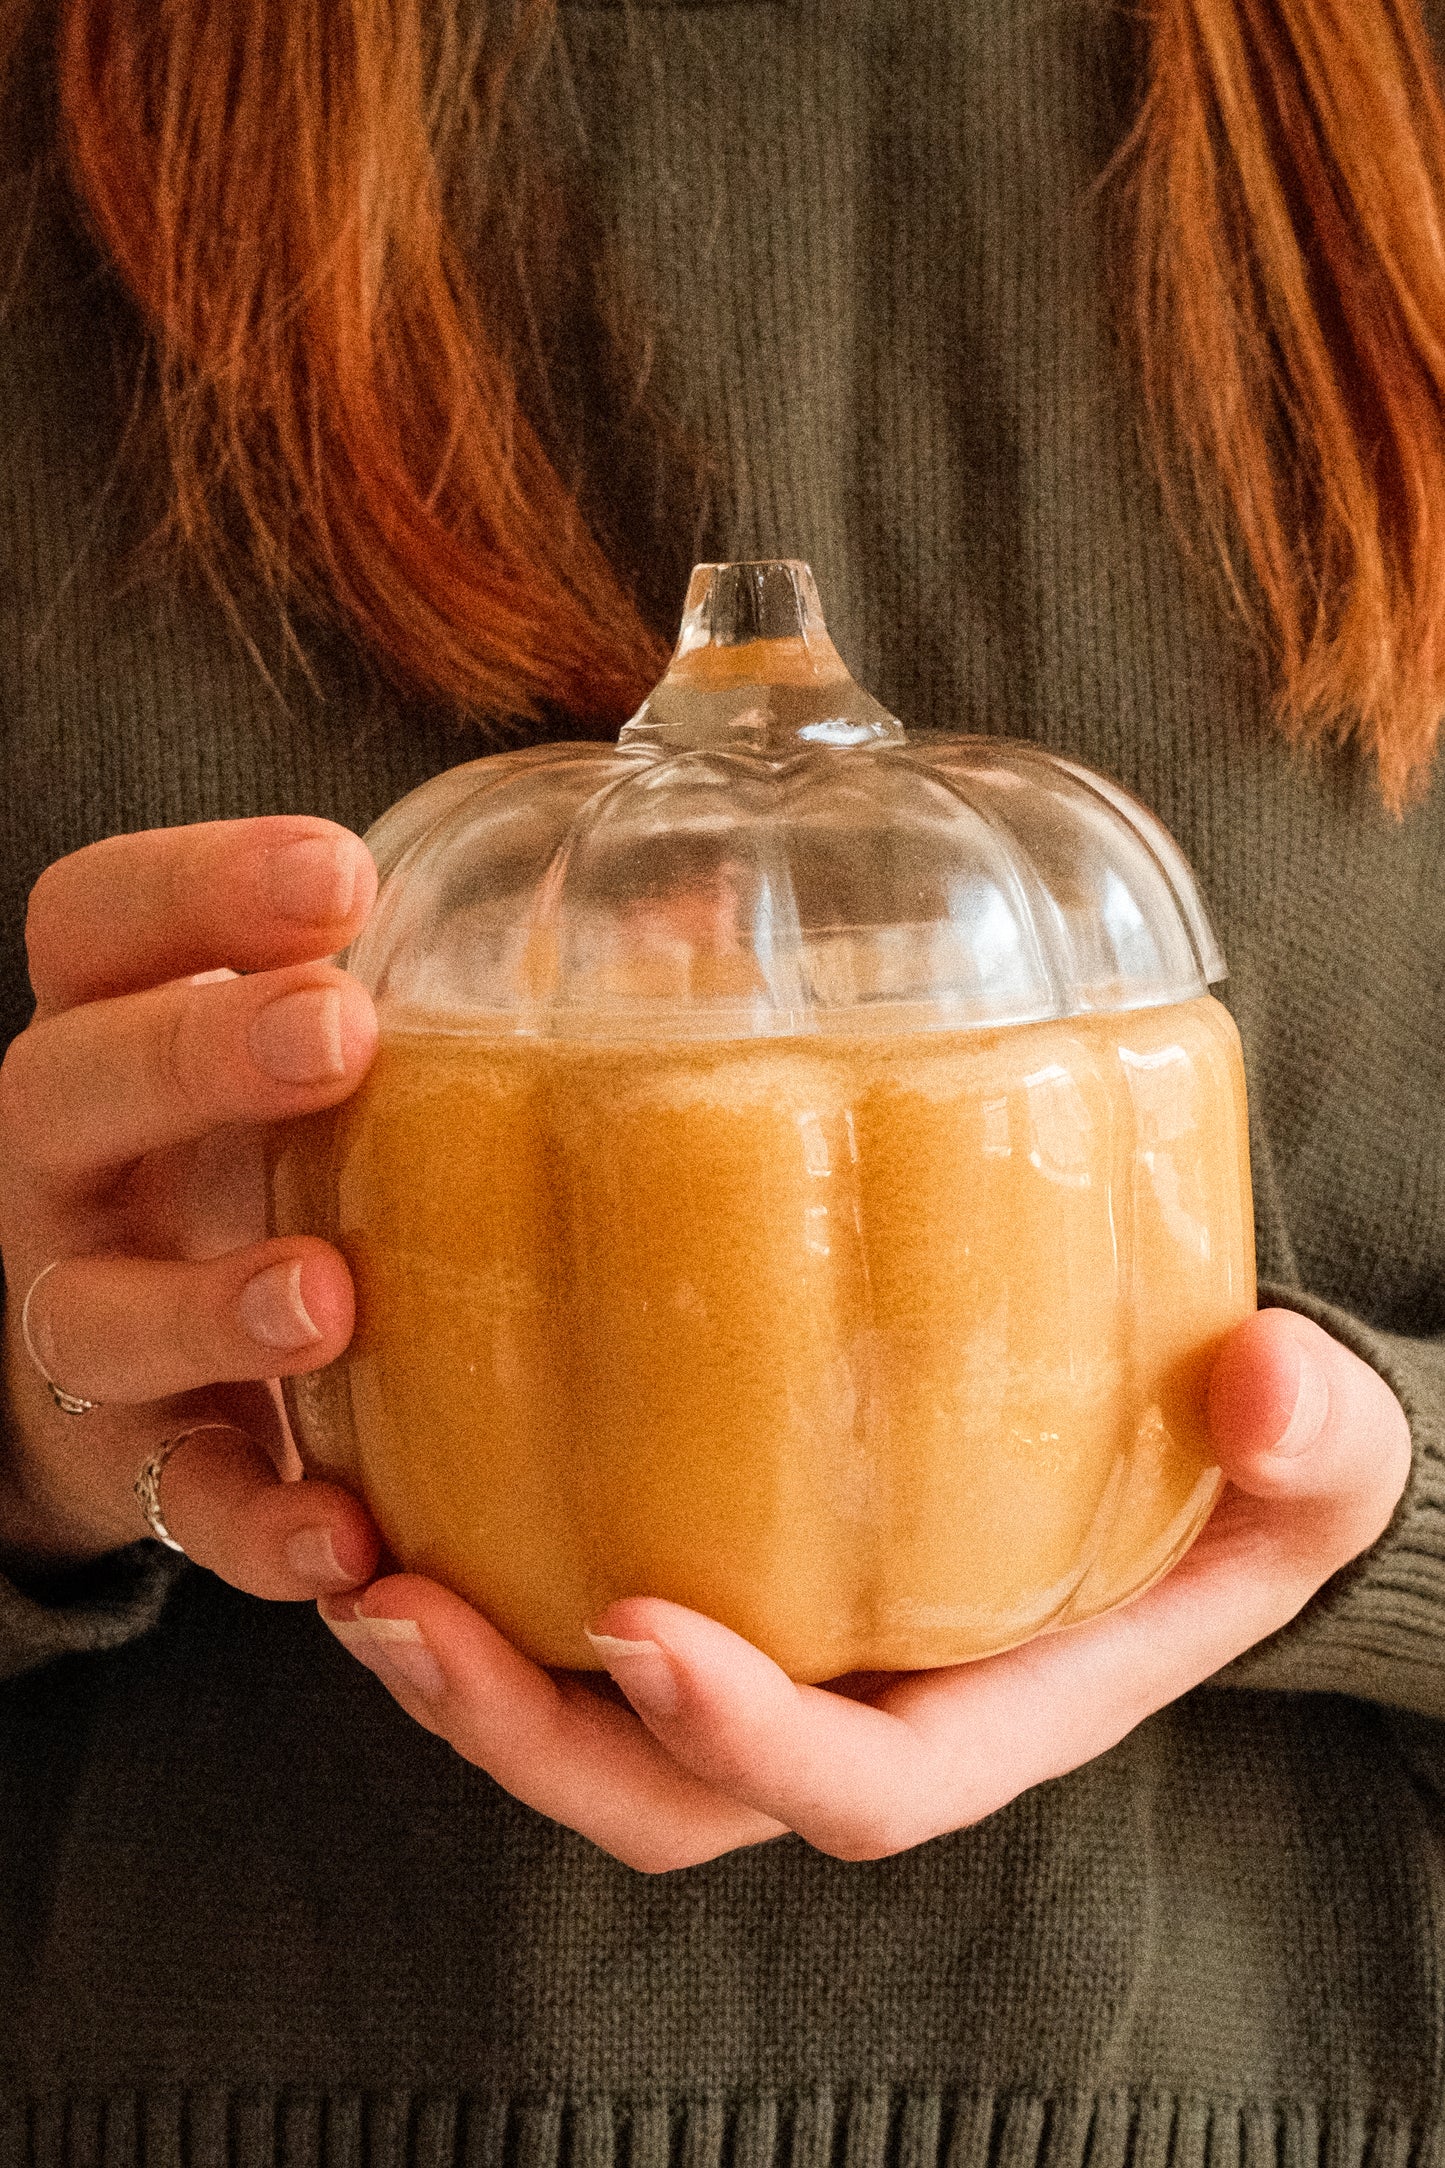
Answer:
xmin=1206 ymin=1307 xmax=1411 ymax=1569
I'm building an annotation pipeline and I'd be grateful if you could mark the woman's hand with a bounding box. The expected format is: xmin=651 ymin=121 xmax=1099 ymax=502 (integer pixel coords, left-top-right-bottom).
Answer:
xmin=0 ymin=818 xmax=384 ymax=1598
xmin=322 ymin=1308 xmax=1411 ymax=1870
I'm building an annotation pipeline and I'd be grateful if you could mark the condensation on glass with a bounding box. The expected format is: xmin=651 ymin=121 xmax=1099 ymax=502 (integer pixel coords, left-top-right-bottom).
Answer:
xmin=272 ymin=561 xmax=1255 ymax=1682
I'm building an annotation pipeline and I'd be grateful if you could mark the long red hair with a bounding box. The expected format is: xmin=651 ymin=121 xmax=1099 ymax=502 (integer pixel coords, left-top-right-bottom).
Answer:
xmin=1119 ymin=0 xmax=1445 ymax=808
xmin=8 ymin=0 xmax=1445 ymax=801
xmin=49 ymin=0 xmax=669 ymax=730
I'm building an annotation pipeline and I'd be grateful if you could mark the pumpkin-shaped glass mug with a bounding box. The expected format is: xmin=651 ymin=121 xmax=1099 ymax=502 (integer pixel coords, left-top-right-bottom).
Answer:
xmin=269 ymin=560 xmax=1256 ymax=1683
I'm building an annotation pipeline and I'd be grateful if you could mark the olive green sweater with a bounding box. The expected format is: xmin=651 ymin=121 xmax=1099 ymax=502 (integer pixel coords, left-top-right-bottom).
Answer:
xmin=2 ymin=0 xmax=1444 ymax=2157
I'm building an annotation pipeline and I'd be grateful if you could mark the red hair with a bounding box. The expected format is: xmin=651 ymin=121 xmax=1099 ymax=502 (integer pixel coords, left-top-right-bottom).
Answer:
xmin=1123 ymin=0 xmax=1445 ymax=806
xmin=53 ymin=0 xmax=667 ymax=731
xmin=9 ymin=0 xmax=1445 ymax=799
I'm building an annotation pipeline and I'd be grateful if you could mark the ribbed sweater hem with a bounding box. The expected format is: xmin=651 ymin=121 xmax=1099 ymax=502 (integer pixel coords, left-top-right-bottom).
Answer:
xmin=1 ymin=2087 xmax=1436 ymax=2168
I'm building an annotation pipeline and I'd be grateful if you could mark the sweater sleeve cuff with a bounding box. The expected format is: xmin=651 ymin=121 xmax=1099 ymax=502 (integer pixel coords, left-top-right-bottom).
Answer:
xmin=0 ymin=1539 xmax=186 ymax=1682
xmin=1214 ymin=1283 xmax=1445 ymax=1718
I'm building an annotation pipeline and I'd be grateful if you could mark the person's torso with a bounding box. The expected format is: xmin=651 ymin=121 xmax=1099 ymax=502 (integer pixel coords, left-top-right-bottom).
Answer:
xmin=1 ymin=0 xmax=1443 ymax=2137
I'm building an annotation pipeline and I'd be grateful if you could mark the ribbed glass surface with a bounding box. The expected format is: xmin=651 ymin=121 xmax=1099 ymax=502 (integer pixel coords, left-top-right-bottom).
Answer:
xmin=350 ymin=562 xmax=1224 ymax=1041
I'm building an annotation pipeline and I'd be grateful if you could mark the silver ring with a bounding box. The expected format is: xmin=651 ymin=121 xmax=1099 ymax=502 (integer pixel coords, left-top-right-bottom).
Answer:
xmin=134 ymin=1423 xmax=238 ymax=1554
xmin=20 ymin=1261 xmax=100 ymax=1416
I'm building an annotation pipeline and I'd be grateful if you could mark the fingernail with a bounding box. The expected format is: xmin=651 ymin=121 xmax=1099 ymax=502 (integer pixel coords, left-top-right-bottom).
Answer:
xmin=250 ymin=988 xmax=347 ymax=1083
xmin=240 ymin=1258 xmax=322 ymax=1350
xmin=1272 ymin=1342 xmax=1332 ymax=1457
xmin=327 ymin=1616 xmax=446 ymax=1700
xmin=285 ymin=1524 xmax=356 ymax=1591
xmin=266 ymin=835 xmax=361 ymax=923
xmin=585 ymin=1630 xmax=680 ymax=1720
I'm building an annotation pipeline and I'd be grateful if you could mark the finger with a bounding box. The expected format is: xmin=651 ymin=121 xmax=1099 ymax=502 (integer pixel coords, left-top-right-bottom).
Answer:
xmin=318 ymin=1577 xmax=788 ymax=1874
xmin=21 ymin=1239 xmax=354 ymax=1404
xmin=1 ymin=961 xmax=376 ymax=1189
xmin=26 ymin=818 xmax=377 ymax=1014
xmin=579 ymin=1313 xmax=1415 ymax=1858
xmin=574 ymin=1535 xmax=1298 ymax=1862
xmin=1205 ymin=1307 xmax=1411 ymax=1560
xmin=155 ymin=1421 xmax=380 ymax=1601
xmin=584 ymin=1602 xmax=951 ymax=1859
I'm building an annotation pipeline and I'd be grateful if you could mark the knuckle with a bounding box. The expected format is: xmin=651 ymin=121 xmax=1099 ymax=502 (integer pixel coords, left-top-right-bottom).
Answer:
xmin=0 ymin=1033 xmax=29 ymax=1140
xmin=1370 ymin=1387 xmax=1413 ymax=1481
xmin=23 ymin=861 xmax=65 ymax=992
xmin=1365 ymin=1364 xmax=1413 ymax=1449
xmin=1349 ymin=1395 xmax=1413 ymax=1550
xmin=612 ymin=1835 xmax=706 ymax=1876
xmin=805 ymin=1807 xmax=917 ymax=1863
xmin=0 ymin=1029 xmax=52 ymax=1175
xmin=148 ymin=989 xmax=214 ymax=1124
xmin=170 ymin=1273 xmax=227 ymax=1378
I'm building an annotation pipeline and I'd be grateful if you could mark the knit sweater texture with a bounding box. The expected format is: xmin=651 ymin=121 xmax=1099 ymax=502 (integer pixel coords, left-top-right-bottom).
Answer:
xmin=2 ymin=0 xmax=1444 ymax=2157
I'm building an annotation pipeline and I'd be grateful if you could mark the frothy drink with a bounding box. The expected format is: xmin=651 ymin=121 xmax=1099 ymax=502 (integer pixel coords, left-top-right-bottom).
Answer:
xmin=276 ymin=995 xmax=1254 ymax=1680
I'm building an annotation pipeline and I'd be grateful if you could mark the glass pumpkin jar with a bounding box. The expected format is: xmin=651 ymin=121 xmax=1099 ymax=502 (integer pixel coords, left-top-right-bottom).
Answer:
xmin=270 ymin=560 xmax=1256 ymax=1683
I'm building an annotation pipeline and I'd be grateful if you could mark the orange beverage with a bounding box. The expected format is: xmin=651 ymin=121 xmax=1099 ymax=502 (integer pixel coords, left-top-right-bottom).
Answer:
xmin=274 ymin=993 xmax=1254 ymax=1681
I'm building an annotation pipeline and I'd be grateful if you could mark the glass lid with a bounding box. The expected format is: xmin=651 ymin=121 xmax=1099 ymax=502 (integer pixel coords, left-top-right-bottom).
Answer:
xmin=349 ymin=561 xmax=1225 ymax=1038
